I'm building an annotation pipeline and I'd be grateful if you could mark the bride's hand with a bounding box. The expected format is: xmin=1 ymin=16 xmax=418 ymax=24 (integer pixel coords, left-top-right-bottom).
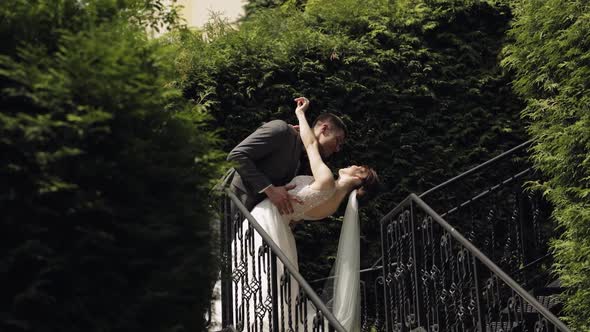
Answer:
xmin=294 ymin=97 xmax=309 ymax=114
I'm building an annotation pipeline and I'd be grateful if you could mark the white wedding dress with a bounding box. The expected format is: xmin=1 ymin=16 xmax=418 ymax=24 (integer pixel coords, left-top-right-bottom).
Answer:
xmin=210 ymin=175 xmax=360 ymax=332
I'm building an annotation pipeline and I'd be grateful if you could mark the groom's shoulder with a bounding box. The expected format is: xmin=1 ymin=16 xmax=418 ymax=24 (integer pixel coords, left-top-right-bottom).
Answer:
xmin=259 ymin=119 xmax=290 ymax=134
xmin=262 ymin=119 xmax=288 ymax=129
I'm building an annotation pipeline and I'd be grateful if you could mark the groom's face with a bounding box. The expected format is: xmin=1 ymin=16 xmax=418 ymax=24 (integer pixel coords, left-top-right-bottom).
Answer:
xmin=317 ymin=124 xmax=345 ymax=158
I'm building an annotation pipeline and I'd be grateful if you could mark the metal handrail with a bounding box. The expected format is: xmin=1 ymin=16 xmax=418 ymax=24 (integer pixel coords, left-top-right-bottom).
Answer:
xmin=439 ymin=167 xmax=533 ymax=218
xmin=225 ymin=189 xmax=347 ymax=332
xmin=407 ymin=193 xmax=570 ymax=332
xmin=366 ymin=140 xmax=535 ymax=274
xmin=419 ymin=140 xmax=533 ymax=199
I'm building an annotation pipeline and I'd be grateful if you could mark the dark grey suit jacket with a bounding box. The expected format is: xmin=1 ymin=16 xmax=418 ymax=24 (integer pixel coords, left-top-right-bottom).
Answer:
xmin=227 ymin=120 xmax=303 ymax=211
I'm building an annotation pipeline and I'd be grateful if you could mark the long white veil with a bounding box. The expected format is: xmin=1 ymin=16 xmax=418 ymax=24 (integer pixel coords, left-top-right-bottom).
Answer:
xmin=324 ymin=190 xmax=361 ymax=332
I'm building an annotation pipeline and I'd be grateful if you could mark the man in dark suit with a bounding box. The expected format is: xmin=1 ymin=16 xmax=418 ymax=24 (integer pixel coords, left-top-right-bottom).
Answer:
xmin=227 ymin=109 xmax=347 ymax=215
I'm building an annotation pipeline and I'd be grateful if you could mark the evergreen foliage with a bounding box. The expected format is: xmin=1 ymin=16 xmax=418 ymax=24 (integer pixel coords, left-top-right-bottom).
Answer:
xmin=503 ymin=0 xmax=590 ymax=328
xmin=0 ymin=1 xmax=224 ymax=331
xmin=175 ymin=0 xmax=526 ymax=281
xmin=243 ymin=0 xmax=307 ymax=19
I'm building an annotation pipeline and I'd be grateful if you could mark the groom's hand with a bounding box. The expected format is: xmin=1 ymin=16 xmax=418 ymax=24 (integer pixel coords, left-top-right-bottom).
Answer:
xmin=264 ymin=184 xmax=302 ymax=215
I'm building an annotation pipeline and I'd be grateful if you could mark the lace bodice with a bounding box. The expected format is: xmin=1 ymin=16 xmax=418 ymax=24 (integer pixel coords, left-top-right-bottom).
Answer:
xmin=282 ymin=175 xmax=335 ymax=222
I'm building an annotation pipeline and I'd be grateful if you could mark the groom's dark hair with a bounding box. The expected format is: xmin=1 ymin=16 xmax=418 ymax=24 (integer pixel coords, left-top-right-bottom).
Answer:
xmin=313 ymin=113 xmax=348 ymax=137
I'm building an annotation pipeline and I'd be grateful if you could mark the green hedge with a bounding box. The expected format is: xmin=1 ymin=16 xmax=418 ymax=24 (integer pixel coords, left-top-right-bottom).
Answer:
xmin=174 ymin=0 xmax=526 ymax=280
xmin=0 ymin=1 xmax=224 ymax=331
xmin=503 ymin=0 xmax=590 ymax=328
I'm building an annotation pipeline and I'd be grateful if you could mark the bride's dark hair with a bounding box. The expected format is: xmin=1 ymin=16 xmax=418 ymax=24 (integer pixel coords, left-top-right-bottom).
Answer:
xmin=356 ymin=166 xmax=380 ymax=206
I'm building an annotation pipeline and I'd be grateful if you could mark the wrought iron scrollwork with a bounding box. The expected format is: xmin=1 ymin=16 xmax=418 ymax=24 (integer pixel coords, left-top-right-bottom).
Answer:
xmin=217 ymin=189 xmax=345 ymax=332
xmin=378 ymin=194 xmax=569 ymax=332
xmin=215 ymin=141 xmax=570 ymax=332
xmin=373 ymin=141 xmax=570 ymax=332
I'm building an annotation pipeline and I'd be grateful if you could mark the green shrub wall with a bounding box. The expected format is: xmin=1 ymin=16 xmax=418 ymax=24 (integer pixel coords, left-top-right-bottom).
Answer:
xmin=0 ymin=1 xmax=225 ymax=331
xmin=173 ymin=0 xmax=527 ymax=281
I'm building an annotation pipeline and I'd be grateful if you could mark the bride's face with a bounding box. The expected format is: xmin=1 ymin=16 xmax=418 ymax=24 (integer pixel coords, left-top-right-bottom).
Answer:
xmin=338 ymin=165 xmax=368 ymax=182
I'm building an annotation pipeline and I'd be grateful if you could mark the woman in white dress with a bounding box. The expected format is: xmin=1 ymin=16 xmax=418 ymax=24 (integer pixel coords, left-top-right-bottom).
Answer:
xmin=221 ymin=97 xmax=379 ymax=332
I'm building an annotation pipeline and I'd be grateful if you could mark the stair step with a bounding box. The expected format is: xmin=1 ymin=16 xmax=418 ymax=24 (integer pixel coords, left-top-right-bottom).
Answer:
xmin=535 ymin=278 xmax=565 ymax=294
xmin=546 ymin=278 xmax=561 ymax=289
xmin=486 ymin=321 xmax=520 ymax=332
xmin=523 ymin=295 xmax=562 ymax=313
xmin=500 ymin=294 xmax=562 ymax=315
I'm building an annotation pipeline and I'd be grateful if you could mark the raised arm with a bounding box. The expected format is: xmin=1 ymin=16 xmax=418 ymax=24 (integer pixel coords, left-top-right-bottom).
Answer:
xmin=294 ymin=97 xmax=335 ymax=191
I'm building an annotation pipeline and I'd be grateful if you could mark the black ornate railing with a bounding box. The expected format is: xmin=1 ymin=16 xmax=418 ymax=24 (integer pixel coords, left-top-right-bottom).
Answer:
xmin=217 ymin=189 xmax=346 ymax=332
xmin=379 ymin=194 xmax=568 ymax=332
xmin=214 ymin=140 xmax=571 ymax=332
xmin=362 ymin=141 xmax=570 ymax=332
xmin=418 ymin=141 xmax=555 ymax=293
xmin=310 ymin=264 xmax=387 ymax=332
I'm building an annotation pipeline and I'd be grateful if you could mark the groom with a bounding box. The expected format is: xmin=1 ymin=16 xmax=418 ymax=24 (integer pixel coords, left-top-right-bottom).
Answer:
xmin=227 ymin=100 xmax=347 ymax=215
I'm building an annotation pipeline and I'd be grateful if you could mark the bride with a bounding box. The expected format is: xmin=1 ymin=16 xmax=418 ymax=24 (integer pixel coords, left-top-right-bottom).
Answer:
xmin=220 ymin=97 xmax=379 ymax=332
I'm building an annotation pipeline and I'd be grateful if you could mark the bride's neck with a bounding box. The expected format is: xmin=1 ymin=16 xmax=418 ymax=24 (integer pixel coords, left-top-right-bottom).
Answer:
xmin=334 ymin=179 xmax=355 ymax=202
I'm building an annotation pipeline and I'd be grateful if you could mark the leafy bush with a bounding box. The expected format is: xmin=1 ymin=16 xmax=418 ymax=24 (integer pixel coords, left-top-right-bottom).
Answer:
xmin=174 ymin=0 xmax=526 ymax=280
xmin=503 ymin=0 xmax=590 ymax=328
xmin=0 ymin=1 xmax=224 ymax=331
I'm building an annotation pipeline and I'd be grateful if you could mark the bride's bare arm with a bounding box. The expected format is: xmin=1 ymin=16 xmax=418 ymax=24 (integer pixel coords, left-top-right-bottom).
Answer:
xmin=294 ymin=97 xmax=335 ymax=191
